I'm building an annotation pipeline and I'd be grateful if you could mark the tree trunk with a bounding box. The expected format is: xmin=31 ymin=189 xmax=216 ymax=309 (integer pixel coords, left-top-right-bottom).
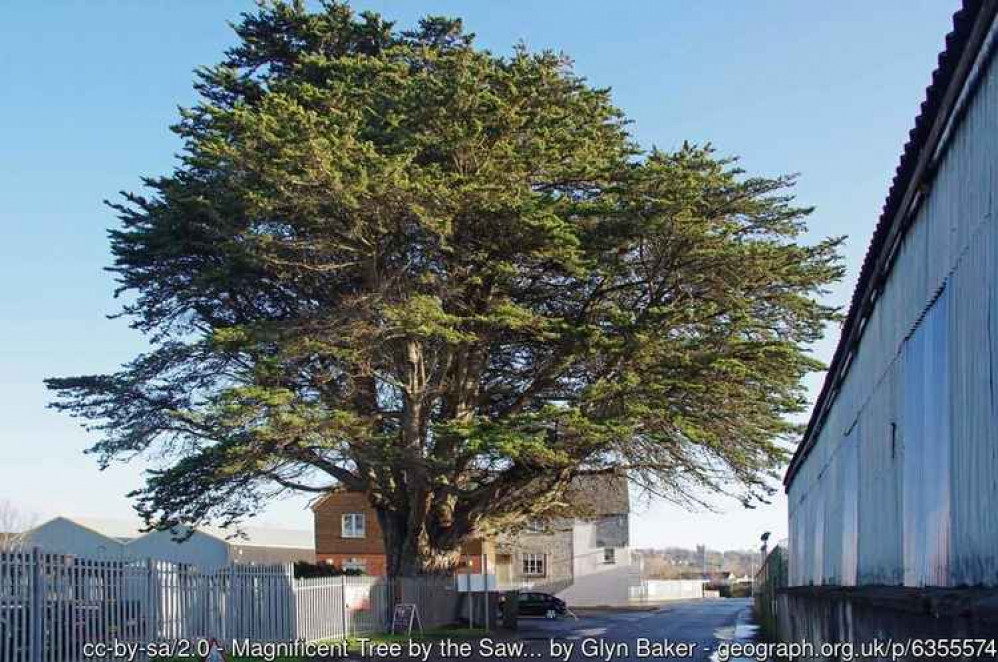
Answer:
xmin=378 ymin=507 xmax=463 ymax=577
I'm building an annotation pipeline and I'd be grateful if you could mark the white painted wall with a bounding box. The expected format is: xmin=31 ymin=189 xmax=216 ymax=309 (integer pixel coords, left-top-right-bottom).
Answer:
xmin=555 ymin=521 xmax=640 ymax=607
xmin=638 ymin=579 xmax=707 ymax=600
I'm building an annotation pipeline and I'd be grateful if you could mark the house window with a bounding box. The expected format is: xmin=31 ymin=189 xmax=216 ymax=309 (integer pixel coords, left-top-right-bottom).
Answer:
xmin=341 ymin=513 xmax=366 ymax=538
xmin=342 ymin=557 xmax=367 ymax=572
xmin=522 ymin=553 xmax=546 ymax=577
xmin=603 ymin=548 xmax=616 ymax=564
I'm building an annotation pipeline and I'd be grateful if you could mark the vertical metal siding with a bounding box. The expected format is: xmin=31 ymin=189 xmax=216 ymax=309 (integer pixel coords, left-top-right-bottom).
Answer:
xmin=948 ymin=199 xmax=998 ymax=587
xmin=789 ymin=35 xmax=998 ymax=588
xmin=855 ymin=360 xmax=903 ymax=586
xmin=900 ymin=290 xmax=952 ymax=587
xmin=840 ymin=429 xmax=859 ymax=587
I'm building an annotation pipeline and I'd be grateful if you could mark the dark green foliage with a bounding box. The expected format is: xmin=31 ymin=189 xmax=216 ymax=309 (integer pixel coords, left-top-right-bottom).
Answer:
xmin=294 ymin=560 xmax=363 ymax=578
xmin=47 ymin=1 xmax=843 ymax=575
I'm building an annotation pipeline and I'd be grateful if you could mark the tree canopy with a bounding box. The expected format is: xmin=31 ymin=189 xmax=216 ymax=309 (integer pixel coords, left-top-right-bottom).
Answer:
xmin=47 ymin=0 xmax=843 ymax=575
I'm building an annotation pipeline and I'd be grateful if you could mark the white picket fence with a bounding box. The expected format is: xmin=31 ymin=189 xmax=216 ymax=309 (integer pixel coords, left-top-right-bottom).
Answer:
xmin=0 ymin=549 xmax=460 ymax=662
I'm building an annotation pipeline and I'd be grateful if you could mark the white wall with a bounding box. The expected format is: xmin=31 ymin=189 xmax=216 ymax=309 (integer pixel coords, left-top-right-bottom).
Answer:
xmin=789 ymin=29 xmax=998 ymax=588
xmin=25 ymin=518 xmax=126 ymax=559
xmin=554 ymin=521 xmax=640 ymax=607
xmin=639 ymin=579 xmax=707 ymax=600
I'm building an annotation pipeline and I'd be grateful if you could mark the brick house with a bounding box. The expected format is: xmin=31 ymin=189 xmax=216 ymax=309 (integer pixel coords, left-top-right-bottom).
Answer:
xmin=312 ymin=474 xmax=640 ymax=606
xmin=312 ymin=491 xmax=490 ymax=576
xmin=313 ymin=491 xmax=391 ymax=576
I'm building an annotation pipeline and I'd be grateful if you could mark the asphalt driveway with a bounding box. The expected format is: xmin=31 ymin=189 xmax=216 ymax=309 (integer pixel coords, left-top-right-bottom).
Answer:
xmin=515 ymin=598 xmax=761 ymax=662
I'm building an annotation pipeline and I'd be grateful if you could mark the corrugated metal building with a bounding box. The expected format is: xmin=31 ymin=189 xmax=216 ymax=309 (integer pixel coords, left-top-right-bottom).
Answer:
xmin=787 ymin=0 xmax=998 ymax=591
xmin=25 ymin=516 xmax=316 ymax=567
xmin=781 ymin=0 xmax=998 ymax=641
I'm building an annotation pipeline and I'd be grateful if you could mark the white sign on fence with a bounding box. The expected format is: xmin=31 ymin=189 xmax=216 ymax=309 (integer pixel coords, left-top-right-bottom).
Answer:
xmin=455 ymin=573 xmax=497 ymax=592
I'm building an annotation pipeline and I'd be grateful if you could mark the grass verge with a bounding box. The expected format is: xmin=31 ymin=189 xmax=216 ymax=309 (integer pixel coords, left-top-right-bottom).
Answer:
xmin=344 ymin=625 xmax=487 ymax=652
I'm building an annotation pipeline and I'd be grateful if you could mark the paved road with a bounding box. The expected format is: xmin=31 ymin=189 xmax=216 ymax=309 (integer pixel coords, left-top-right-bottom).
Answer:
xmin=512 ymin=599 xmax=761 ymax=662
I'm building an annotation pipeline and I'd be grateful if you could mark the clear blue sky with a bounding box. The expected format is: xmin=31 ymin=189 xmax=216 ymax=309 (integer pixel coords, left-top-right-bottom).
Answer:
xmin=0 ymin=1 xmax=959 ymax=549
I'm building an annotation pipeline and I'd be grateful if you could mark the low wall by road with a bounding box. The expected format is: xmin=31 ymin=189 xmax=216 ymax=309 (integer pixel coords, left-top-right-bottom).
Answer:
xmin=630 ymin=579 xmax=707 ymax=603
xmin=775 ymin=586 xmax=998 ymax=655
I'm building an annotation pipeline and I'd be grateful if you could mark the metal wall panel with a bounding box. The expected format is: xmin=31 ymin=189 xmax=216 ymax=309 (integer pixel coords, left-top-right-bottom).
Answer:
xmin=788 ymin=37 xmax=998 ymax=588
xmin=947 ymin=203 xmax=998 ymax=587
xmin=900 ymin=290 xmax=951 ymax=587
xmin=840 ymin=428 xmax=859 ymax=587
xmin=855 ymin=360 xmax=903 ymax=586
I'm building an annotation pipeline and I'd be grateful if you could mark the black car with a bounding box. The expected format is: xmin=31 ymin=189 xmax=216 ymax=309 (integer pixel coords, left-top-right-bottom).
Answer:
xmin=516 ymin=592 xmax=567 ymax=618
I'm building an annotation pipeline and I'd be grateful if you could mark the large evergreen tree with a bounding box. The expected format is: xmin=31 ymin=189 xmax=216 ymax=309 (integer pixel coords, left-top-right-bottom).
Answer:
xmin=47 ymin=1 xmax=842 ymax=576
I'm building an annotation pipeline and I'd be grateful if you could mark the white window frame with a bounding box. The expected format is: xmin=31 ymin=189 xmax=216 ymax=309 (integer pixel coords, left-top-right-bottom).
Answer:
xmin=603 ymin=547 xmax=616 ymax=564
xmin=522 ymin=552 xmax=546 ymax=577
xmin=341 ymin=513 xmax=366 ymax=539
xmin=342 ymin=557 xmax=367 ymax=572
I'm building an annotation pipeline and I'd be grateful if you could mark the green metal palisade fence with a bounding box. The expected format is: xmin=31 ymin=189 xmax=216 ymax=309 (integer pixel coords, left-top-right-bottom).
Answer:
xmin=753 ymin=546 xmax=787 ymax=641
